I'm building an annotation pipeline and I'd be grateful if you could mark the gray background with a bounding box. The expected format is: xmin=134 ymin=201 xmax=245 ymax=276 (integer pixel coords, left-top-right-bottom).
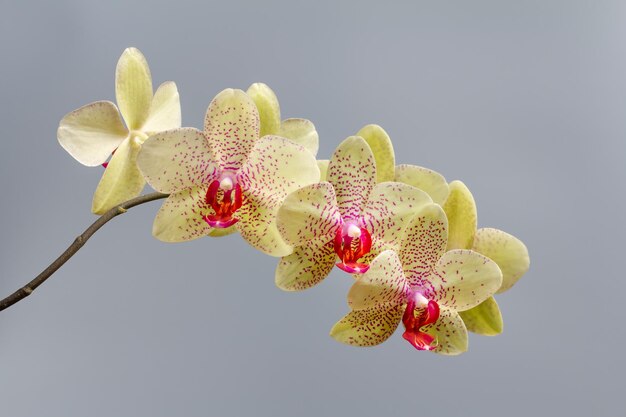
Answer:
xmin=0 ymin=1 xmax=624 ymax=416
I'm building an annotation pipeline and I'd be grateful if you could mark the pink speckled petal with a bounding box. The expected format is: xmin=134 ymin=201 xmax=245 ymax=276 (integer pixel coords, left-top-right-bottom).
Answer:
xmin=152 ymin=186 xmax=214 ymax=242
xmin=57 ymin=101 xmax=128 ymax=167
xmin=362 ymin=182 xmax=433 ymax=250
xmin=473 ymin=228 xmax=530 ymax=293
xmin=443 ymin=180 xmax=477 ymax=250
xmin=422 ymin=306 xmax=468 ymax=355
xmin=236 ymin=136 xmax=320 ymax=256
xmin=91 ymin=137 xmax=145 ymax=215
xmin=347 ymin=250 xmax=410 ymax=311
xmin=330 ymin=304 xmax=404 ymax=347
xmin=327 ymin=136 xmax=377 ymax=219
xmin=116 ymin=47 xmax=153 ymax=131
xmin=275 ymin=239 xmax=336 ymax=291
xmin=355 ymin=124 xmax=395 ymax=183
xmin=424 ymin=249 xmax=502 ymax=311
xmin=459 ymin=296 xmax=503 ymax=336
xmin=137 ymin=128 xmax=218 ymax=194
xmin=276 ymin=182 xmax=341 ymax=247
xmin=399 ymin=203 xmax=448 ymax=283
xmin=395 ymin=164 xmax=449 ymax=205
xmin=142 ymin=81 xmax=182 ymax=134
xmin=203 ymin=88 xmax=260 ymax=170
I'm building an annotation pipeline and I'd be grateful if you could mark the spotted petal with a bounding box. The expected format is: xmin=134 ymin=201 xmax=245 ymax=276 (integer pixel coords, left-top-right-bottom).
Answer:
xmin=422 ymin=306 xmax=468 ymax=355
xmin=426 ymin=250 xmax=502 ymax=311
xmin=278 ymin=118 xmax=319 ymax=156
xmin=204 ymin=88 xmax=260 ymax=170
xmin=275 ymin=239 xmax=336 ymax=291
xmin=276 ymin=182 xmax=341 ymax=246
xmin=356 ymin=125 xmax=395 ymax=182
xmin=330 ymin=305 xmax=404 ymax=347
xmin=137 ymin=128 xmax=218 ymax=194
xmin=116 ymin=47 xmax=153 ymax=131
xmin=247 ymin=83 xmax=281 ymax=137
xmin=395 ymin=164 xmax=449 ymax=205
xmin=348 ymin=250 xmax=409 ymax=311
xmin=327 ymin=136 xmax=376 ymax=219
xmin=362 ymin=182 xmax=432 ymax=250
xmin=152 ymin=186 xmax=213 ymax=242
xmin=57 ymin=101 xmax=128 ymax=167
xmin=236 ymin=136 xmax=320 ymax=256
xmin=473 ymin=228 xmax=530 ymax=293
xmin=459 ymin=296 xmax=503 ymax=336
xmin=142 ymin=81 xmax=182 ymax=134
xmin=443 ymin=180 xmax=477 ymax=250
xmin=400 ymin=204 xmax=448 ymax=282
xmin=91 ymin=137 xmax=145 ymax=214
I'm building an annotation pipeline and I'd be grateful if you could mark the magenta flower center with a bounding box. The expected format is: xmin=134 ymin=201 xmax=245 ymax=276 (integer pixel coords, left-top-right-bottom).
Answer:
xmin=334 ymin=220 xmax=372 ymax=274
xmin=202 ymin=172 xmax=243 ymax=228
xmin=402 ymin=292 xmax=440 ymax=351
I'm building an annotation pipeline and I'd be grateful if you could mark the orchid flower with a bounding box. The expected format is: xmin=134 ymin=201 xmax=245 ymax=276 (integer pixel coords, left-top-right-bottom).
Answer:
xmin=58 ymin=47 xmax=181 ymax=214
xmin=136 ymin=88 xmax=319 ymax=256
xmin=330 ymin=203 xmax=502 ymax=354
xmin=441 ymin=180 xmax=530 ymax=335
xmin=247 ymin=83 xmax=319 ymax=157
xmin=275 ymin=136 xmax=432 ymax=291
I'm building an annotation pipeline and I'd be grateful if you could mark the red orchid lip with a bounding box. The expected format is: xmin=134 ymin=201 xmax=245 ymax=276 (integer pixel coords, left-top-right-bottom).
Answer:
xmin=203 ymin=173 xmax=243 ymax=229
xmin=402 ymin=295 xmax=441 ymax=351
xmin=334 ymin=220 xmax=372 ymax=275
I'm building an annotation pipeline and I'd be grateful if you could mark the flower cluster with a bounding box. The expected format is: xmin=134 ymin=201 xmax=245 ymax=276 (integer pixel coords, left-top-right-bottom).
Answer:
xmin=58 ymin=48 xmax=529 ymax=355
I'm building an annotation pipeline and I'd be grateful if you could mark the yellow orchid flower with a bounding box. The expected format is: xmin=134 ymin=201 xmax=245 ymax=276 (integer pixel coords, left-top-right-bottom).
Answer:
xmin=136 ymin=88 xmax=319 ymax=257
xmin=275 ymin=136 xmax=432 ymax=291
xmin=441 ymin=180 xmax=530 ymax=335
xmin=330 ymin=204 xmax=503 ymax=355
xmin=247 ymin=83 xmax=319 ymax=156
xmin=57 ymin=47 xmax=181 ymax=214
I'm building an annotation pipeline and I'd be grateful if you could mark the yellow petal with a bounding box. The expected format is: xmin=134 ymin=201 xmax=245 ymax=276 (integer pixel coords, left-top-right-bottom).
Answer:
xmin=152 ymin=186 xmax=214 ymax=242
xmin=57 ymin=101 xmax=127 ymax=166
xmin=91 ymin=137 xmax=145 ymax=214
xmin=473 ymin=228 xmax=530 ymax=293
xmin=204 ymin=88 xmax=260 ymax=170
xmin=430 ymin=250 xmax=503 ymax=311
xmin=423 ymin=306 xmax=468 ymax=355
xmin=327 ymin=136 xmax=376 ymax=219
xmin=330 ymin=305 xmax=404 ymax=347
xmin=115 ymin=47 xmax=153 ymax=130
xmin=276 ymin=182 xmax=341 ymax=246
xmin=275 ymin=239 xmax=336 ymax=291
xmin=443 ymin=180 xmax=477 ymax=250
xmin=356 ymin=124 xmax=395 ymax=183
xmin=399 ymin=203 xmax=448 ymax=277
xmin=317 ymin=159 xmax=329 ymax=181
xmin=142 ymin=81 xmax=182 ymax=134
xmin=395 ymin=164 xmax=449 ymax=205
xmin=247 ymin=82 xmax=281 ymax=137
xmin=137 ymin=128 xmax=218 ymax=194
xmin=278 ymin=118 xmax=319 ymax=156
xmin=362 ymin=182 xmax=432 ymax=251
xmin=347 ymin=250 xmax=409 ymax=311
xmin=459 ymin=297 xmax=503 ymax=336
xmin=236 ymin=136 xmax=320 ymax=257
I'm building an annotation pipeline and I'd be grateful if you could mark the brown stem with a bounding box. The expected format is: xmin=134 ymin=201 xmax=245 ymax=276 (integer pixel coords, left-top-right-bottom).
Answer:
xmin=0 ymin=192 xmax=168 ymax=312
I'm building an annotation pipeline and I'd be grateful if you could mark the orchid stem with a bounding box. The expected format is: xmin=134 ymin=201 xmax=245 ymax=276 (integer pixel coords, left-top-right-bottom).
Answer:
xmin=0 ymin=192 xmax=169 ymax=312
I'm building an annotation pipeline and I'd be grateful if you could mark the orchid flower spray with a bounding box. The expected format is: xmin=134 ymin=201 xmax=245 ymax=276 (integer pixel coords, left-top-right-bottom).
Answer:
xmin=136 ymin=88 xmax=319 ymax=256
xmin=275 ymin=135 xmax=432 ymax=291
xmin=58 ymin=48 xmax=181 ymax=214
xmin=331 ymin=203 xmax=502 ymax=354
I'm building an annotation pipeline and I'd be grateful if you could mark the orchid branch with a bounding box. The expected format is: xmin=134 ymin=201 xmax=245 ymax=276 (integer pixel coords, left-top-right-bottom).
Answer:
xmin=0 ymin=191 xmax=168 ymax=312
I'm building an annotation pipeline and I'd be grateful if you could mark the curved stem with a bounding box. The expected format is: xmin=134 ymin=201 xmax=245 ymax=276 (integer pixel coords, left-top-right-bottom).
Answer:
xmin=0 ymin=192 xmax=168 ymax=312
